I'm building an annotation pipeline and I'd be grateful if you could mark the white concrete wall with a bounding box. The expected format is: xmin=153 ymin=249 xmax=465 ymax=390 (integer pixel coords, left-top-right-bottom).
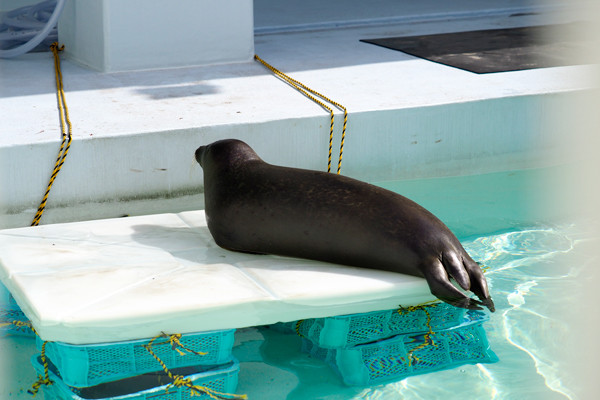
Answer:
xmin=58 ymin=0 xmax=254 ymax=72
xmin=0 ymin=91 xmax=584 ymax=229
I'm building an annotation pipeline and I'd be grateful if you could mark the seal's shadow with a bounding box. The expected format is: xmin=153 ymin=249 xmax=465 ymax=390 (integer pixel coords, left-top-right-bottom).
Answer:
xmin=129 ymin=223 xmax=231 ymax=263
xmin=128 ymin=223 xmax=381 ymax=277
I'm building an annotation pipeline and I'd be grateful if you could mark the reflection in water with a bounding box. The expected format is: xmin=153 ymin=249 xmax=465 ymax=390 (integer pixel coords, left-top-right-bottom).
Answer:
xmin=234 ymin=223 xmax=592 ymax=400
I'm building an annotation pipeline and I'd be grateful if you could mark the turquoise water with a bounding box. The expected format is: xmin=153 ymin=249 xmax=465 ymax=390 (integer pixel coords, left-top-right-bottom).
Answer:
xmin=231 ymin=168 xmax=592 ymax=400
xmin=233 ymin=224 xmax=590 ymax=399
xmin=1 ymin=167 xmax=594 ymax=399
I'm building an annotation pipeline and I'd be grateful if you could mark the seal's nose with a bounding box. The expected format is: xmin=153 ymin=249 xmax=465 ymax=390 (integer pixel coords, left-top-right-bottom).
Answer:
xmin=194 ymin=146 xmax=206 ymax=166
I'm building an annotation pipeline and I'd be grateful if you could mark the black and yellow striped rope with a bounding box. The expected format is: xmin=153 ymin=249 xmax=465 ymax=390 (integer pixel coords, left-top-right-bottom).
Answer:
xmin=294 ymin=319 xmax=305 ymax=338
xmin=31 ymin=42 xmax=72 ymax=226
xmin=28 ymin=339 xmax=53 ymax=397
xmin=0 ymin=320 xmax=51 ymax=395
xmin=397 ymin=303 xmax=438 ymax=366
xmin=2 ymin=322 xmax=55 ymax=397
xmin=151 ymin=332 xmax=208 ymax=357
xmin=143 ymin=333 xmax=247 ymax=399
xmin=254 ymin=55 xmax=347 ymax=174
xmin=0 ymin=318 xmax=34 ymax=334
xmin=1 ymin=318 xmax=239 ymax=398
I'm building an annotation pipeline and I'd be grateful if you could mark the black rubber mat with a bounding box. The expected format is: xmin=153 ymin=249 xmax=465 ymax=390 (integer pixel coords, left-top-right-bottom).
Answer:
xmin=361 ymin=23 xmax=590 ymax=73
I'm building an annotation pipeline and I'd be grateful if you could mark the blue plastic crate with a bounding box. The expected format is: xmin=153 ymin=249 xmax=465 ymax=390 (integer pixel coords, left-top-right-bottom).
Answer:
xmin=0 ymin=281 xmax=35 ymax=337
xmin=302 ymin=322 xmax=498 ymax=386
xmin=31 ymin=354 xmax=241 ymax=400
xmin=36 ymin=329 xmax=236 ymax=388
xmin=275 ymin=303 xmax=487 ymax=348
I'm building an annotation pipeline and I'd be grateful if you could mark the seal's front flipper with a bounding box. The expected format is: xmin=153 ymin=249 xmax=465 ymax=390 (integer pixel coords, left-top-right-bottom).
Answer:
xmin=464 ymin=260 xmax=495 ymax=312
xmin=421 ymin=258 xmax=491 ymax=311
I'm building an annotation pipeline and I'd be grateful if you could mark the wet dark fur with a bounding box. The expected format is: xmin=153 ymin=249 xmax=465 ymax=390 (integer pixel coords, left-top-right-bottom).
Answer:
xmin=195 ymin=139 xmax=494 ymax=311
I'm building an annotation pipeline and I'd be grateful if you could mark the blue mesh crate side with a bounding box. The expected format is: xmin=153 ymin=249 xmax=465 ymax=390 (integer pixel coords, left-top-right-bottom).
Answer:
xmin=297 ymin=310 xmax=391 ymax=349
xmin=322 ymin=313 xmax=388 ymax=348
xmin=361 ymin=352 xmax=412 ymax=385
xmin=1 ymin=308 xmax=34 ymax=336
xmin=304 ymin=319 xmax=326 ymax=344
xmin=304 ymin=322 xmax=498 ymax=386
xmin=304 ymin=335 xmax=424 ymax=386
xmin=0 ymin=281 xmax=11 ymax=305
xmin=359 ymin=337 xmax=411 ymax=384
xmin=0 ymin=282 xmax=35 ymax=337
xmin=391 ymin=303 xmax=464 ymax=333
xmin=440 ymin=324 xmax=499 ymax=364
xmin=294 ymin=319 xmax=311 ymax=338
xmin=39 ymin=338 xmax=95 ymax=387
xmin=345 ymin=310 xmax=390 ymax=330
xmin=297 ymin=306 xmax=477 ymax=350
xmin=36 ymin=329 xmax=235 ymax=388
xmin=427 ymin=305 xmax=466 ymax=330
xmin=344 ymin=323 xmax=390 ymax=348
xmin=31 ymin=354 xmax=240 ymax=400
xmin=403 ymin=333 xmax=452 ymax=373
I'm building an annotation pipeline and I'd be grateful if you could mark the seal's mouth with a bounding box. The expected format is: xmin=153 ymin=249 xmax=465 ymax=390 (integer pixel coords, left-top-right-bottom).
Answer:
xmin=194 ymin=146 xmax=206 ymax=167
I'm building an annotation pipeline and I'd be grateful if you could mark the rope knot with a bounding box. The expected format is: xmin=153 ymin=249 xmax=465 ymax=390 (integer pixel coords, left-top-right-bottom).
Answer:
xmin=144 ymin=332 xmax=246 ymax=399
xmin=49 ymin=42 xmax=65 ymax=53
xmin=157 ymin=332 xmax=207 ymax=356
xmin=29 ymin=341 xmax=53 ymax=397
xmin=27 ymin=375 xmax=53 ymax=397
xmin=165 ymin=374 xmax=192 ymax=393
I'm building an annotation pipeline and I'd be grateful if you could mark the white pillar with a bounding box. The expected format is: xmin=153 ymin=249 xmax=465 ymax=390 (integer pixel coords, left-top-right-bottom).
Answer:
xmin=58 ymin=0 xmax=254 ymax=72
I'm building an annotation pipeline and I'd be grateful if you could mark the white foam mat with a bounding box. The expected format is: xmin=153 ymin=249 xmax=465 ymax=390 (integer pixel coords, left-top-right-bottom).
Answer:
xmin=0 ymin=211 xmax=434 ymax=344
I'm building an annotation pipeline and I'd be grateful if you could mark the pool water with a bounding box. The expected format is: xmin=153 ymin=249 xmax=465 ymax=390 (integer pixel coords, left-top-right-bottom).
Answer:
xmin=1 ymin=167 xmax=595 ymax=399
xmin=232 ymin=223 xmax=591 ymax=400
xmin=230 ymin=167 xmax=593 ymax=400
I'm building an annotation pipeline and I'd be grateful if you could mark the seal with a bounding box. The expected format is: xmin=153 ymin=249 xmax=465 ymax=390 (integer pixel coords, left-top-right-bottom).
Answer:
xmin=195 ymin=139 xmax=494 ymax=311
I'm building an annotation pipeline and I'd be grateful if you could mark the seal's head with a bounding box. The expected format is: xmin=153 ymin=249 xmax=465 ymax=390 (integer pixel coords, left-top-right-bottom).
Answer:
xmin=195 ymin=139 xmax=262 ymax=169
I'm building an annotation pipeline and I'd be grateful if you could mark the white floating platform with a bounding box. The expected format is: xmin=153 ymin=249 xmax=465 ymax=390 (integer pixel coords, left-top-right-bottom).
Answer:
xmin=0 ymin=210 xmax=435 ymax=344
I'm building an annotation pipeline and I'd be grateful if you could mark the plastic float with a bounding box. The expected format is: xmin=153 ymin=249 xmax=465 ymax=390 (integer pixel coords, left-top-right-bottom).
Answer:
xmin=273 ymin=304 xmax=497 ymax=386
xmin=300 ymin=321 xmax=497 ymax=385
xmin=0 ymin=210 xmax=436 ymax=344
xmin=31 ymin=354 xmax=241 ymax=400
xmin=0 ymin=210 xmax=496 ymax=397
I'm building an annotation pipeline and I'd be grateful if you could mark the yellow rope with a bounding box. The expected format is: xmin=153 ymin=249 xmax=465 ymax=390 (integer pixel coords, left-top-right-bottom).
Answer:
xmin=0 ymin=319 xmax=35 ymax=334
xmin=13 ymin=324 xmax=243 ymax=398
xmin=2 ymin=321 xmax=55 ymax=396
xmin=294 ymin=319 xmax=305 ymax=338
xmin=143 ymin=333 xmax=247 ymax=399
xmin=28 ymin=340 xmax=53 ymax=397
xmin=0 ymin=321 xmax=54 ymax=396
xmin=151 ymin=332 xmax=208 ymax=357
xmin=397 ymin=303 xmax=439 ymax=366
xmin=31 ymin=42 xmax=72 ymax=226
xmin=254 ymin=54 xmax=347 ymax=174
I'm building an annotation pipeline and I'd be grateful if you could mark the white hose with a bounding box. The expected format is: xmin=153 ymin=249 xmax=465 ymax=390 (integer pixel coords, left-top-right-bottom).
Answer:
xmin=0 ymin=0 xmax=66 ymax=59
